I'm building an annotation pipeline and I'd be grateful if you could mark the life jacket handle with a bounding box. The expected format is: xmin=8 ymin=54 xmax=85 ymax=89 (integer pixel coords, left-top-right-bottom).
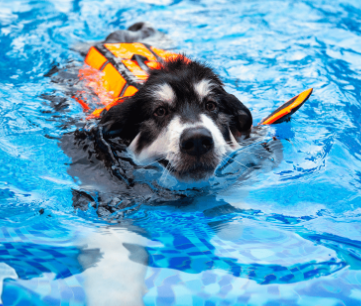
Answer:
xmin=259 ymin=88 xmax=313 ymax=125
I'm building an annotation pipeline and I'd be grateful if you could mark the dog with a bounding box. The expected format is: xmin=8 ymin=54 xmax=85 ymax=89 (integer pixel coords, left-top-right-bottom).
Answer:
xmin=98 ymin=54 xmax=253 ymax=181
xmin=48 ymin=22 xmax=281 ymax=214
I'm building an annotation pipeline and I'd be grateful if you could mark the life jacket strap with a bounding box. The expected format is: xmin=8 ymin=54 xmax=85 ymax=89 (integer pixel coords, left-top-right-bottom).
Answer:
xmin=77 ymin=42 xmax=177 ymax=119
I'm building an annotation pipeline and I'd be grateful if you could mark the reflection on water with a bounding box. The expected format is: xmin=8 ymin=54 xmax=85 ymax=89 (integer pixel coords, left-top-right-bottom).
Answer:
xmin=1 ymin=0 xmax=361 ymax=305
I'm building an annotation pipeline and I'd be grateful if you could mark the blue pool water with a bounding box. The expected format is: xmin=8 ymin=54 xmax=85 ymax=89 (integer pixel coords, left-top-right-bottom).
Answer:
xmin=1 ymin=0 xmax=361 ymax=305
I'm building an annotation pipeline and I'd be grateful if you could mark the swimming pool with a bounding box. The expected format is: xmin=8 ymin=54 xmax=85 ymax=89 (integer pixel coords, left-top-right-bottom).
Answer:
xmin=1 ymin=0 xmax=361 ymax=304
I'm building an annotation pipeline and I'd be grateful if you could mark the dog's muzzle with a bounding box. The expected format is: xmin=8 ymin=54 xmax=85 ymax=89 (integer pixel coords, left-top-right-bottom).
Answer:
xmin=180 ymin=127 xmax=214 ymax=157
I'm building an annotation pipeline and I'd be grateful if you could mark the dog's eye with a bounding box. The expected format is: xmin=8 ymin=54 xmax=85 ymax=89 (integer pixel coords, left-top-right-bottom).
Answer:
xmin=206 ymin=102 xmax=217 ymax=112
xmin=154 ymin=107 xmax=167 ymax=117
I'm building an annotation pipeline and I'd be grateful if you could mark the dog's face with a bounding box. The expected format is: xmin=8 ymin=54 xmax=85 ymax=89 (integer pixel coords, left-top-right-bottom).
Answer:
xmin=100 ymin=56 xmax=252 ymax=181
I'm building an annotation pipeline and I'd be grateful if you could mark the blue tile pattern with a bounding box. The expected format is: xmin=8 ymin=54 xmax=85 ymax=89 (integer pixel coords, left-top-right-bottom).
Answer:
xmin=0 ymin=222 xmax=85 ymax=305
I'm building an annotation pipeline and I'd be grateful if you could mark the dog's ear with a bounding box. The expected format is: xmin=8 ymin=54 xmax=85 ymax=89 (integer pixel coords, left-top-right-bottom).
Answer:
xmin=236 ymin=109 xmax=253 ymax=131
xmin=222 ymin=93 xmax=253 ymax=135
xmin=99 ymin=98 xmax=141 ymax=143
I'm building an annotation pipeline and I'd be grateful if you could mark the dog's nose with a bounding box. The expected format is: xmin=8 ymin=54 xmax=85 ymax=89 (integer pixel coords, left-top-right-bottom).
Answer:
xmin=180 ymin=128 xmax=214 ymax=157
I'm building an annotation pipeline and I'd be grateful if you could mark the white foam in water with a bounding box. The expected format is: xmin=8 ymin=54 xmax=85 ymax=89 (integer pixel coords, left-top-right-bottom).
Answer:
xmin=76 ymin=227 xmax=149 ymax=306
xmin=0 ymin=263 xmax=18 ymax=304
xmin=137 ymin=0 xmax=174 ymax=5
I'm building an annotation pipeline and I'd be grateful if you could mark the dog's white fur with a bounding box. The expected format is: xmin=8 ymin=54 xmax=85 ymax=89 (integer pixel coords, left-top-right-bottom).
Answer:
xmin=129 ymin=114 xmax=235 ymax=167
xmin=194 ymin=79 xmax=215 ymax=100
xmin=152 ymin=83 xmax=175 ymax=104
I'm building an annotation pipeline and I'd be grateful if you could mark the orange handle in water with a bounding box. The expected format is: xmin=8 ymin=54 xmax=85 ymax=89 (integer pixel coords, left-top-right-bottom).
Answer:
xmin=259 ymin=88 xmax=313 ymax=125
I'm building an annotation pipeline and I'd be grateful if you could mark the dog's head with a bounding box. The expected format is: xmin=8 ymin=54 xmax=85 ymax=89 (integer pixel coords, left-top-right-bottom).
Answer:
xmin=100 ymin=55 xmax=252 ymax=181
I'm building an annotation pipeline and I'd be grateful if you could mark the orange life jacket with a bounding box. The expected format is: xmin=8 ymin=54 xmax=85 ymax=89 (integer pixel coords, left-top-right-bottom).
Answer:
xmin=77 ymin=42 xmax=312 ymax=124
xmin=76 ymin=42 xmax=177 ymax=118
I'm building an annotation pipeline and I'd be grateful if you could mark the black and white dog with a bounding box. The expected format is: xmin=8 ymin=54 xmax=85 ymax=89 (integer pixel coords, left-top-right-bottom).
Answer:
xmin=50 ymin=22 xmax=282 ymax=212
xmin=99 ymin=55 xmax=253 ymax=181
